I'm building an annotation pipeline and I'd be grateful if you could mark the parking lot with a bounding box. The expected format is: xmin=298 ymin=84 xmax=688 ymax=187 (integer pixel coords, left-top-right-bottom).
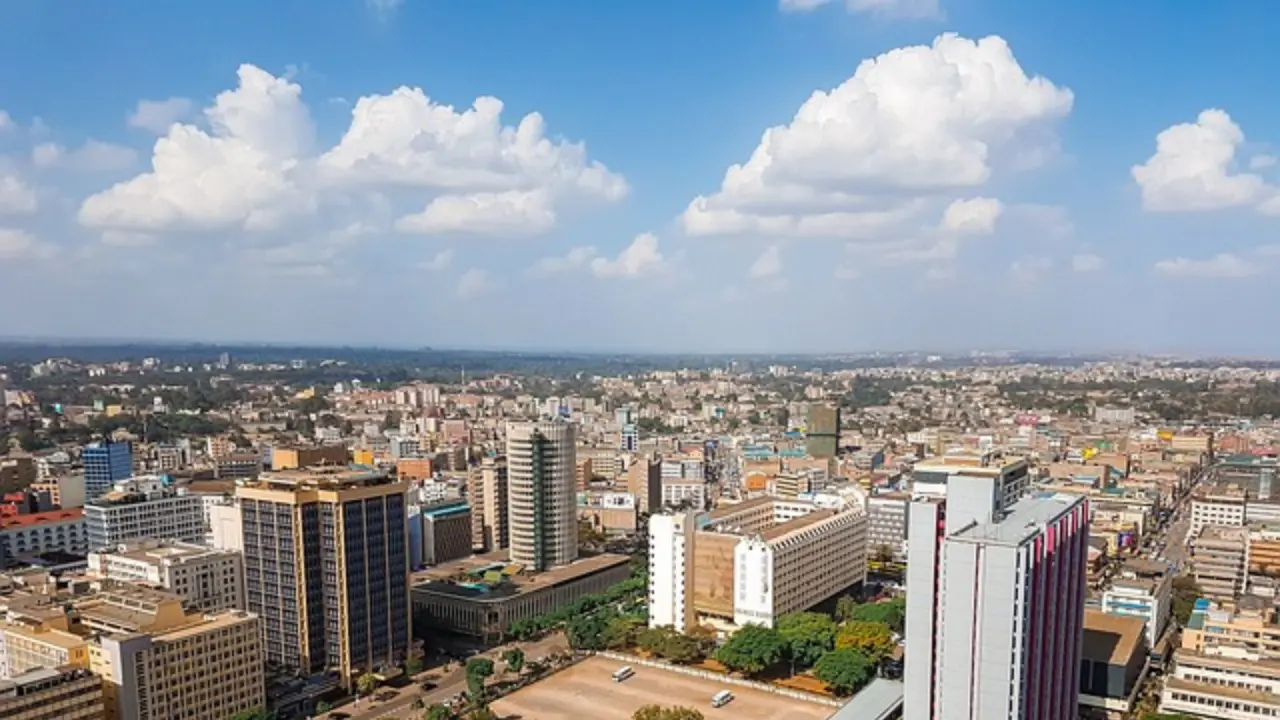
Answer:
xmin=491 ymin=655 xmax=834 ymax=720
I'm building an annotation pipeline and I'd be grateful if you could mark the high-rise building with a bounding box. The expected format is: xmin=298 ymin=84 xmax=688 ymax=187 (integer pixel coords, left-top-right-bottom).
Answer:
xmin=236 ymin=468 xmax=410 ymax=683
xmin=468 ymin=457 xmax=508 ymax=553
xmin=506 ymin=420 xmax=577 ymax=571
xmin=81 ymin=442 xmax=132 ymax=499
xmin=805 ymin=404 xmax=840 ymax=459
xmin=616 ymin=407 xmax=638 ymax=453
xmin=905 ymin=480 xmax=1089 ymax=720
xmin=83 ymin=477 xmax=206 ymax=550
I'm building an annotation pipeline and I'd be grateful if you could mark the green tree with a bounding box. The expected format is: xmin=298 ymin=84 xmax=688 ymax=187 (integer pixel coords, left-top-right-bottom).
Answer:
xmin=465 ymin=657 xmax=494 ymax=700
xmin=835 ymin=596 xmax=858 ymax=623
xmin=776 ymin=612 xmax=837 ymax=668
xmin=315 ymin=699 xmax=332 ymax=715
xmin=602 ymin=615 xmax=642 ymax=650
xmin=424 ymin=704 xmax=451 ymax=720
xmin=850 ymin=597 xmax=906 ymax=633
xmin=567 ymin=609 xmax=613 ymax=650
xmin=406 ymin=656 xmax=424 ymax=675
xmin=714 ymin=625 xmax=787 ymax=676
xmin=502 ymin=647 xmax=525 ymax=675
xmin=813 ymin=648 xmax=874 ymax=695
xmin=230 ymin=710 xmax=272 ymax=720
xmin=633 ymin=705 xmax=706 ymax=720
xmin=1171 ymin=576 xmax=1201 ymax=626
xmin=356 ymin=672 xmax=379 ymax=697
xmin=835 ymin=621 xmax=896 ymax=662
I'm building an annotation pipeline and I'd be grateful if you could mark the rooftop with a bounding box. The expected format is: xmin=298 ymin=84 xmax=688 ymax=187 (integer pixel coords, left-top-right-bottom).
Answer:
xmin=237 ymin=466 xmax=395 ymax=493
xmin=761 ymin=509 xmax=836 ymax=541
xmin=1082 ymin=610 xmax=1146 ymax=665
xmin=0 ymin=509 xmax=83 ymax=529
xmin=952 ymin=492 xmax=1083 ymax=546
xmin=412 ymin=552 xmax=629 ymax=602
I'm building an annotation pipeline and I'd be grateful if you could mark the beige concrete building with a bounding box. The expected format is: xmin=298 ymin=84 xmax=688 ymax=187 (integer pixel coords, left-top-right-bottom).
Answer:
xmin=86 ymin=540 xmax=245 ymax=612
xmin=0 ymin=666 xmax=104 ymax=720
xmin=1191 ymin=525 xmax=1249 ymax=601
xmin=0 ymin=620 xmax=89 ymax=679
xmin=648 ymin=498 xmax=868 ymax=630
xmin=506 ymin=420 xmax=578 ymax=571
xmin=469 ymin=457 xmax=508 ymax=553
xmin=91 ymin=608 xmax=263 ymax=720
xmin=269 ymin=444 xmax=348 ymax=471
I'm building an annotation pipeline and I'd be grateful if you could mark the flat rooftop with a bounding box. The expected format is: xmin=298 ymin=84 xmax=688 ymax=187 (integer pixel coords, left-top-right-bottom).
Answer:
xmin=1082 ymin=610 xmax=1146 ymax=665
xmin=412 ymin=552 xmax=630 ymax=601
xmin=490 ymin=655 xmax=833 ymax=720
xmin=761 ymin=510 xmax=836 ymax=541
xmin=952 ymin=492 xmax=1082 ymax=546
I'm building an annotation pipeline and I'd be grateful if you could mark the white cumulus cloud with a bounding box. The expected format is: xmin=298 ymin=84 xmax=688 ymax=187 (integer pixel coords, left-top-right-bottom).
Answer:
xmin=419 ymin=249 xmax=454 ymax=272
xmin=1132 ymin=110 xmax=1277 ymax=213
xmin=457 ymin=268 xmax=495 ymax=298
xmin=529 ymin=246 xmax=598 ymax=277
xmin=1154 ymin=253 xmax=1259 ymax=279
xmin=0 ymin=111 xmax=13 ymax=133
xmin=748 ymin=245 xmax=783 ymax=278
xmin=128 ymin=98 xmax=195 ymax=134
xmin=80 ymin=64 xmax=623 ymax=240
xmin=939 ymin=197 xmax=1002 ymax=234
xmin=0 ymin=228 xmax=53 ymax=259
xmin=680 ymin=34 xmax=1071 ymax=245
xmin=591 ymin=233 xmax=669 ymax=279
xmin=0 ymin=175 xmax=38 ymax=215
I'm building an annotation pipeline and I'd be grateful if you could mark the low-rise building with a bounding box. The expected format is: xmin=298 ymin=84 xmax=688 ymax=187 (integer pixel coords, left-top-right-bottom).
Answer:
xmin=83 ymin=477 xmax=205 ymax=550
xmin=0 ymin=510 xmax=88 ymax=565
xmin=0 ymin=666 xmax=104 ymax=720
xmin=1160 ymin=650 xmax=1280 ymax=720
xmin=421 ymin=501 xmax=472 ymax=567
xmin=87 ymin=540 xmax=245 ymax=612
xmin=1101 ymin=560 xmax=1172 ymax=650
xmin=1192 ymin=525 xmax=1250 ymax=601
xmin=1079 ymin=610 xmax=1148 ymax=720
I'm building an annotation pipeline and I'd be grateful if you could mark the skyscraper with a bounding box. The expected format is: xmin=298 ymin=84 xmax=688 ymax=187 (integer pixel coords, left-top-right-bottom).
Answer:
xmin=905 ymin=479 xmax=1089 ymax=720
xmin=506 ymin=420 xmax=577 ymax=571
xmin=82 ymin=441 xmax=132 ymax=498
xmin=236 ymin=468 xmax=410 ymax=684
xmin=805 ymin=404 xmax=840 ymax=459
xmin=616 ymin=407 xmax=638 ymax=453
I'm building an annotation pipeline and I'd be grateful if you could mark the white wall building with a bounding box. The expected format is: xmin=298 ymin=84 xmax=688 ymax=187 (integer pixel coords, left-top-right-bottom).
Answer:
xmin=83 ymin=478 xmax=205 ymax=550
xmin=648 ymin=510 xmax=697 ymax=632
xmin=1102 ymin=569 xmax=1172 ymax=650
xmin=88 ymin=540 xmax=246 ymax=612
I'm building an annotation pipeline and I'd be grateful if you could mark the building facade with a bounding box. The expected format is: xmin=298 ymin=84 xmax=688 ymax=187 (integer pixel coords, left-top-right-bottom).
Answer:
xmin=506 ymin=420 xmax=578 ymax=571
xmin=236 ymin=469 xmax=411 ymax=683
xmin=87 ymin=540 xmax=245 ymax=612
xmin=83 ymin=478 xmax=205 ymax=550
xmin=905 ymin=484 xmax=1089 ymax=720
xmin=0 ymin=667 xmax=104 ymax=720
xmin=81 ymin=443 xmax=132 ymax=499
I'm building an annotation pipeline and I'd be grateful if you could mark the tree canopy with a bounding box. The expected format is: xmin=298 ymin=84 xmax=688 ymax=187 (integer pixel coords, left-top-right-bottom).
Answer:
xmin=813 ymin=648 xmax=874 ymax=695
xmin=834 ymin=621 xmax=896 ymax=663
xmin=633 ymin=705 xmax=705 ymax=720
xmin=776 ymin=612 xmax=836 ymax=668
xmin=715 ymin=625 xmax=787 ymax=676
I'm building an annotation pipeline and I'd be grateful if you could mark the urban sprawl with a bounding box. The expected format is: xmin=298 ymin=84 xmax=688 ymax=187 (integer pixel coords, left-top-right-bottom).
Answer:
xmin=0 ymin=349 xmax=1277 ymax=720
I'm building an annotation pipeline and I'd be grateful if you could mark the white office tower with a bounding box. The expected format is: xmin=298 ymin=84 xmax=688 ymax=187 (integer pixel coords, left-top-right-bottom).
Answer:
xmin=905 ymin=476 xmax=1089 ymax=720
xmin=506 ymin=419 xmax=578 ymax=571
xmin=648 ymin=510 xmax=697 ymax=632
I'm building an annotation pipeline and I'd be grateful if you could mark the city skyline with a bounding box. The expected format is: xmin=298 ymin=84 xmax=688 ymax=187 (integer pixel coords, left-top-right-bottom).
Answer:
xmin=3 ymin=1 xmax=1280 ymax=353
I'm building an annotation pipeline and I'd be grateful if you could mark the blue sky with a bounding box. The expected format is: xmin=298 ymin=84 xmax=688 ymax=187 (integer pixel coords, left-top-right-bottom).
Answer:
xmin=1 ymin=0 xmax=1279 ymax=354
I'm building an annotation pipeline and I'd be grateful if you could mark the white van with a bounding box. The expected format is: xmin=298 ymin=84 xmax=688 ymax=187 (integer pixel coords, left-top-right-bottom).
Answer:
xmin=612 ymin=666 xmax=635 ymax=682
xmin=711 ymin=690 xmax=734 ymax=708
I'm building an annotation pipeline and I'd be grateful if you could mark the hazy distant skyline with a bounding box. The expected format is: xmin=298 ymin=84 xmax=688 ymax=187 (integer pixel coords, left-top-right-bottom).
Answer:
xmin=2 ymin=2 xmax=1279 ymax=354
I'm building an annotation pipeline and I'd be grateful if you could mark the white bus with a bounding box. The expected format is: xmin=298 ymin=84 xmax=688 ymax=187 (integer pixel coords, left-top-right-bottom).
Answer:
xmin=612 ymin=666 xmax=635 ymax=682
xmin=711 ymin=690 xmax=733 ymax=708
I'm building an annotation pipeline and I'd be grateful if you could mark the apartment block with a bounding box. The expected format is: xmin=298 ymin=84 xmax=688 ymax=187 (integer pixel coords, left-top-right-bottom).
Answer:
xmin=1160 ymin=650 xmax=1280 ymax=720
xmin=1191 ymin=486 xmax=1247 ymax=540
xmin=910 ymin=450 xmax=1032 ymax=510
xmin=0 ymin=667 xmax=104 ymax=720
xmin=866 ymin=492 xmax=910 ymax=560
xmin=468 ymin=457 xmax=508 ymax=553
xmin=905 ymin=484 xmax=1089 ymax=720
xmin=91 ymin=606 xmax=263 ymax=720
xmin=87 ymin=540 xmax=245 ymax=612
xmin=1192 ymin=526 xmax=1249 ymax=601
xmin=83 ymin=477 xmax=205 ymax=550
xmin=0 ymin=510 xmax=88 ymax=564
xmin=236 ymin=468 xmax=410 ymax=683
xmin=1101 ymin=560 xmax=1172 ymax=650
xmin=647 ymin=497 xmax=867 ymax=631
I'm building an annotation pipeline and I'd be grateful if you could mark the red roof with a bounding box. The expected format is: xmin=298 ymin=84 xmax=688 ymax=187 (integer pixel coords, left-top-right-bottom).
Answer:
xmin=0 ymin=509 xmax=83 ymax=528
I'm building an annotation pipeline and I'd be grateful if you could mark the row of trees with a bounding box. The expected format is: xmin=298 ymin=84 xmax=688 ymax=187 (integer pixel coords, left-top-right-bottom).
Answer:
xmin=506 ymin=575 xmax=646 ymax=641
